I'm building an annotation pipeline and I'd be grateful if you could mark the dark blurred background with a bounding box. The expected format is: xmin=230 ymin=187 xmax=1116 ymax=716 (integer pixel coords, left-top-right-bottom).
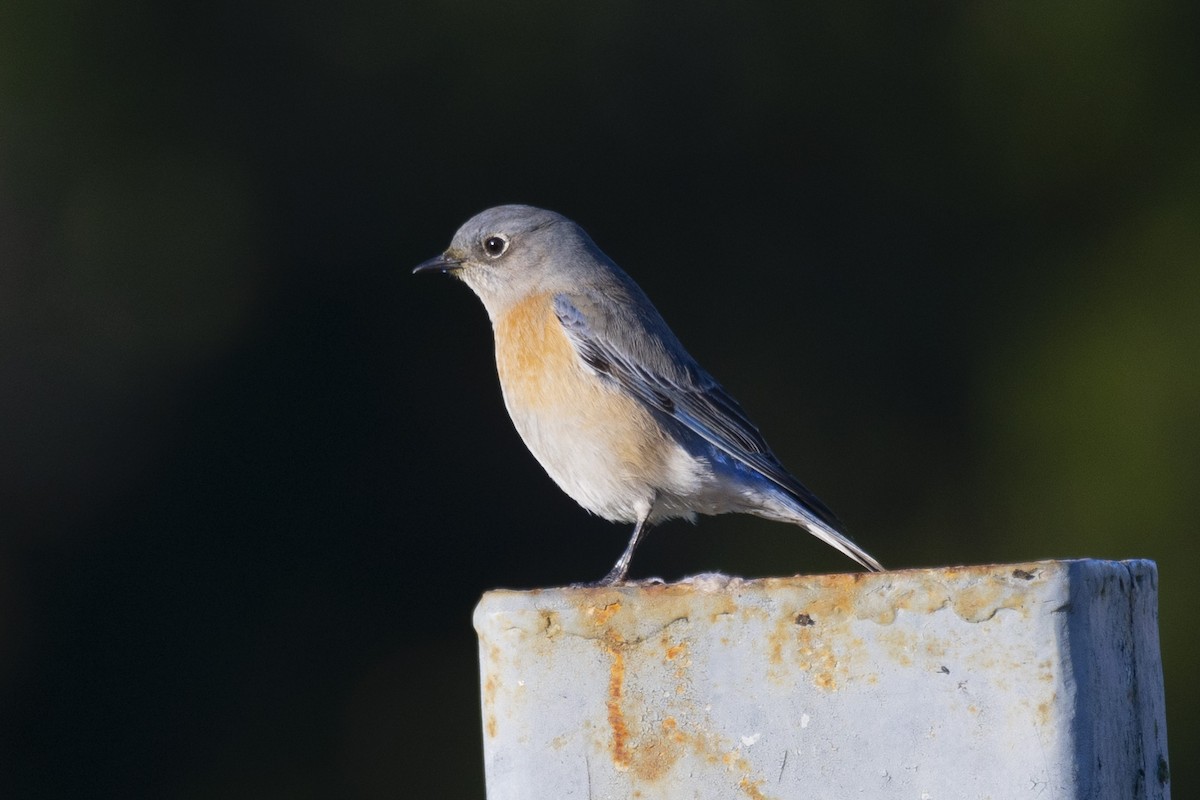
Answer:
xmin=2 ymin=1 xmax=1196 ymax=797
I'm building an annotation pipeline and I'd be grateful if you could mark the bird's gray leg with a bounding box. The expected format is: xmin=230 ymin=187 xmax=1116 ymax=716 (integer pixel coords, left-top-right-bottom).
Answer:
xmin=600 ymin=499 xmax=655 ymax=585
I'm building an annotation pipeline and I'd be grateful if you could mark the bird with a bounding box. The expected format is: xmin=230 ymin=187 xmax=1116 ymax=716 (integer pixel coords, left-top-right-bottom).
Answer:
xmin=414 ymin=205 xmax=883 ymax=584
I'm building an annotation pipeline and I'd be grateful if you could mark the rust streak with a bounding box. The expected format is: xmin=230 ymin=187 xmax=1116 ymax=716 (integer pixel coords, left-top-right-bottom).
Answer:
xmin=605 ymin=641 xmax=631 ymax=770
xmin=483 ymin=674 xmax=499 ymax=738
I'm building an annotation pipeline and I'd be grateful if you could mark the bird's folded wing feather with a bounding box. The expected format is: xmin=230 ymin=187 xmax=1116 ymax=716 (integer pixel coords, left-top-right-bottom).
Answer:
xmin=553 ymin=292 xmax=841 ymax=529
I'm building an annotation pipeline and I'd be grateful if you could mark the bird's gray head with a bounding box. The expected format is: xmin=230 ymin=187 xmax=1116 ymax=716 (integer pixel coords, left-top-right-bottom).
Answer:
xmin=414 ymin=205 xmax=608 ymax=318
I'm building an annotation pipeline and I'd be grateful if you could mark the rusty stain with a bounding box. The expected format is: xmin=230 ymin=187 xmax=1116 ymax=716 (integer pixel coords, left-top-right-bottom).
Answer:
xmin=550 ymin=583 xmax=706 ymax=644
xmin=605 ymin=639 xmax=631 ymax=770
xmin=789 ymin=582 xmax=855 ymax=621
xmin=600 ymin=636 xmax=687 ymax=780
xmin=599 ymin=631 xmax=774 ymax=791
xmin=706 ymin=591 xmax=739 ymax=622
xmin=1036 ymin=696 xmax=1054 ymax=727
xmin=738 ymin=774 xmax=771 ymax=800
xmin=737 ymin=604 xmax=770 ymax=623
xmin=768 ymin=628 xmax=783 ymax=668
xmin=924 ymin=637 xmax=948 ymax=658
xmin=653 ymin=721 xmax=768 ymax=795
xmin=773 ymin=565 xmax=1043 ymax=626
xmin=951 ymin=578 xmax=1030 ymax=623
xmin=630 ymin=728 xmax=683 ymax=782
xmin=762 ymin=564 xmax=1053 ymax=692
xmin=722 ymin=748 xmax=776 ymax=800
xmin=813 ymin=671 xmax=837 ymax=691
xmin=591 ymin=601 xmax=622 ymax=626
xmin=878 ymin=628 xmax=915 ymax=667
xmin=784 ymin=616 xmax=846 ymax=691
xmin=483 ymin=674 xmax=499 ymax=738
xmin=665 ymin=638 xmax=692 ymax=685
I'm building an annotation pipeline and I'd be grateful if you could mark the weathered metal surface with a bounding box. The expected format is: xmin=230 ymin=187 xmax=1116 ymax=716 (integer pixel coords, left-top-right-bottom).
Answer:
xmin=474 ymin=560 xmax=1169 ymax=800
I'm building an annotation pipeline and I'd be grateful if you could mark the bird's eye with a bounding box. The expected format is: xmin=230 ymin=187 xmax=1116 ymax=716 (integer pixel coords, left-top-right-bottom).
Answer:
xmin=483 ymin=235 xmax=509 ymax=258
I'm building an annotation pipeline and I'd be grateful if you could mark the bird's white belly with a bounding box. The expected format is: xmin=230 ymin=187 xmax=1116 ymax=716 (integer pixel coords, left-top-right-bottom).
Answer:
xmin=501 ymin=381 xmax=704 ymax=523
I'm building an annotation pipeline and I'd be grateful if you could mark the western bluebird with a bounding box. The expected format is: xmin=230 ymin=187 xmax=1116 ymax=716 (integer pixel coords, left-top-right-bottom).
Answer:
xmin=415 ymin=205 xmax=883 ymax=583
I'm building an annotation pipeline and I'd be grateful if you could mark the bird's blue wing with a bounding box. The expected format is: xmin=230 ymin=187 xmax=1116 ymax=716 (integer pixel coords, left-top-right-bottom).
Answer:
xmin=553 ymin=293 xmax=843 ymax=531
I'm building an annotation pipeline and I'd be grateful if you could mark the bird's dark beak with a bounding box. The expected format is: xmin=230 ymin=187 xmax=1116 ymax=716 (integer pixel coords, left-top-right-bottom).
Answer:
xmin=413 ymin=253 xmax=465 ymax=275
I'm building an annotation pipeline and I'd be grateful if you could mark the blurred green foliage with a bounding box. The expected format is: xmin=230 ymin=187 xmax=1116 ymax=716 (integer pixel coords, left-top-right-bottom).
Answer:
xmin=1 ymin=1 xmax=1196 ymax=797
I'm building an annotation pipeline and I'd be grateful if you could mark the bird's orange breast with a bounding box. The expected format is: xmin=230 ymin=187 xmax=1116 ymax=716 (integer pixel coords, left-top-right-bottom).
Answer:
xmin=491 ymin=293 xmax=682 ymax=521
xmin=493 ymin=293 xmax=585 ymax=413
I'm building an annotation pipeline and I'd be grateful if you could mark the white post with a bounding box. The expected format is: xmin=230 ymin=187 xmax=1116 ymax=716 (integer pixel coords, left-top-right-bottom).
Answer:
xmin=474 ymin=559 xmax=1169 ymax=800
